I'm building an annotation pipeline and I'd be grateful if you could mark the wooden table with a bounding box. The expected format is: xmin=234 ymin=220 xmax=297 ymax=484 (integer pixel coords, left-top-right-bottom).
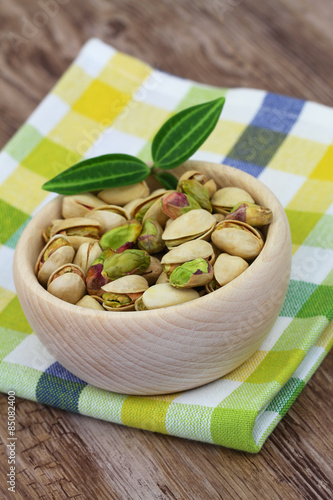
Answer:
xmin=0 ymin=1 xmax=332 ymax=498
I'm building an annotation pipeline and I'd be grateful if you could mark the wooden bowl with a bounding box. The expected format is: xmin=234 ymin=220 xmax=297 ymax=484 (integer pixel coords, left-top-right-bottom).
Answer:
xmin=13 ymin=161 xmax=291 ymax=395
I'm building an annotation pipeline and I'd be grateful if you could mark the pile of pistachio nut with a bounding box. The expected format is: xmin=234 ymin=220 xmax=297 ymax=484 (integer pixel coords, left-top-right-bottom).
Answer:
xmin=36 ymin=170 xmax=273 ymax=311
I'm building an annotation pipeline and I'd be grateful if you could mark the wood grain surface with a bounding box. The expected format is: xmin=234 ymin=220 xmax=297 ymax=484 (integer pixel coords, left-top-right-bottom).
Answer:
xmin=0 ymin=0 xmax=332 ymax=498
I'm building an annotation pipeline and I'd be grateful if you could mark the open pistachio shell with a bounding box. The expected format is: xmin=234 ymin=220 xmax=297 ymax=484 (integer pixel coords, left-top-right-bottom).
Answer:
xmin=214 ymin=253 xmax=249 ymax=286
xmin=142 ymin=194 xmax=174 ymax=228
xmin=98 ymin=181 xmax=150 ymax=206
xmin=125 ymin=189 xmax=167 ymax=221
xmin=49 ymin=217 xmax=102 ymax=250
xmin=177 ymin=170 xmax=208 ymax=185
xmin=76 ymin=295 xmax=105 ymax=310
xmin=211 ymin=187 xmax=255 ymax=214
xmin=225 ymin=202 xmax=273 ymax=227
xmin=135 ymin=283 xmax=199 ymax=310
xmin=62 ymin=193 xmax=105 ymax=219
xmin=161 ymin=240 xmax=215 ymax=266
xmin=47 ymin=264 xmax=86 ymax=304
xmin=74 ymin=242 xmax=103 ymax=275
xmin=101 ymin=275 xmax=149 ymax=311
xmin=87 ymin=205 xmax=129 ymax=233
xmin=211 ymin=220 xmax=264 ymax=260
xmin=35 ymin=235 xmax=75 ymax=286
xmin=162 ymin=209 xmax=216 ymax=248
xmin=102 ymin=275 xmax=149 ymax=294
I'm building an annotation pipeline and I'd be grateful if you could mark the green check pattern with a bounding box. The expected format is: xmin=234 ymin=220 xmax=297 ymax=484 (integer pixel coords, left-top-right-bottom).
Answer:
xmin=0 ymin=39 xmax=332 ymax=453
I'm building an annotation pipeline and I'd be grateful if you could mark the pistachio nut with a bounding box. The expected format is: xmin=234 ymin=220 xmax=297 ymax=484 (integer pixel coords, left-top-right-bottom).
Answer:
xmin=225 ymin=202 xmax=273 ymax=227
xmin=178 ymin=179 xmax=212 ymax=212
xmin=162 ymin=209 xmax=216 ymax=248
xmin=169 ymin=258 xmax=213 ymax=288
xmin=87 ymin=205 xmax=129 ymax=233
xmin=211 ymin=220 xmax=264 ymax=260
xmin=213 ymin=213 xmax=225 ymax=223
xmin=135 ymin=283 xmax=199 ymax=310
xmin=138 ymin=218 xmax=165 ymax=254
xmin=161 ymin=240 xmax=215 ymax=277
xmin=73 ymin=242 xmax=103 ymax=275
xmin=76 ymin=295 xmax=105 ymax=310
xmin=98 ymin=181 xmax=150 ymax=206
xmin=35 ymin=235 xmax=75 ymax=286
xmin=86 ymin=263 xmax=111 ymax=296
xmin=86 ymin=248 xmax=114 ymax=295
xmin=49 ymin=217 xmax=102 ymax=250
xmin=211 ymin=187 xmax=254 ymax=214
xmin=101 ymin=275 xmax=149 ymax=311
xmin=141 ymin=256 xmax=163 ymax=285
xmin=214 ymin=253 xmax=249 ymax=286
xmin=47 ymin=264 xmax=86 ymax=304
xmin=62 ymin=193 xmax=105 ymax=219
xmin=102 ymin=249 xmax=150 ymax=281
xmin=100 ymin=219 xmax=142 ymax=252
xmin=160 ymin=192 xmax=201 ymax=220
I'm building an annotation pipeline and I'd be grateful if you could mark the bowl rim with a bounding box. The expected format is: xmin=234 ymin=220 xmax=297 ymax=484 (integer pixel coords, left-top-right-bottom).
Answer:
xmin=14 ymin=160 xmax=290 ymax=320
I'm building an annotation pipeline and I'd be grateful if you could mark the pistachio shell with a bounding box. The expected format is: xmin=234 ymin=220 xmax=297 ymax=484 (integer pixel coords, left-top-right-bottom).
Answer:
xmin=136 ymin=283 xmax=199 ymax=310
xmin=213 ymin=213 xmax=225 ymax=223
xmin=211 ymin=220 xmax=264 ymax=260
xmin=47 ymin=264 xmax=86 ymax=304
xmin=155 ymin=271 xmax=169 ymax=284
xmin=76 ymin=295 xmax=105 ymax=310
xmin=74 ymin=242 xmax=103 ymax=275
xmin=225 ymin=202 xmax=273 ymax=227
xmin=161 ymin=240 xmax=215 ymax=266
xmin=177 ymin=170 xmax=208 ymax=185
xmin=98 ymin=181 xmax=150 ymax=206
xmin=203 ymin=179 xmax=217 ymax=197
xmin=126 ymin=189 xmax=167 ymax=219
xmin=162 ymin=209 xmax=216 ymax=247
xmin=100 ymin=275 xmax=148 ymax=311
xmin=141 ymin=256 xmax=163 ymax=285
xmin=101 ymin=275 xmax=149 ymax=294
xmin=62 ymin=193 xmax=105 ymax=219
xmin=36 ymin=235 xmax=75 ymax=286
xmin=211 ymin=187 xmax=254 ymax=214
xmin=50 ymin=217 xmax=102 ymax=250
xmin=102 ymin=274 xmax=149 ymax=293
xmin=142 ymin=196 xmax=171 ymax=227
xmin=214 ymin=253 xmax=249 ymax=286
xmin=87 ymin=205 xmax=129 ymax=233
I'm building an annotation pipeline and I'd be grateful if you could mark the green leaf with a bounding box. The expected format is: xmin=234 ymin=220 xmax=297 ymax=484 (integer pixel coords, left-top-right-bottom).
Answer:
xmin=153 ymin=171 xmax=179 ymax=190
xmin=42 ymin=154 xmax=150 ymax=195
xmin=151 ymin=97 xmax=225 ymax=170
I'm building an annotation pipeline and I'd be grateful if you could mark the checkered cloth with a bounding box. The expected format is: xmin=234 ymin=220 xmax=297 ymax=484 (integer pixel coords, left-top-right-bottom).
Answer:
xmin=0 ymin=39 xmax=332 ymax=453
